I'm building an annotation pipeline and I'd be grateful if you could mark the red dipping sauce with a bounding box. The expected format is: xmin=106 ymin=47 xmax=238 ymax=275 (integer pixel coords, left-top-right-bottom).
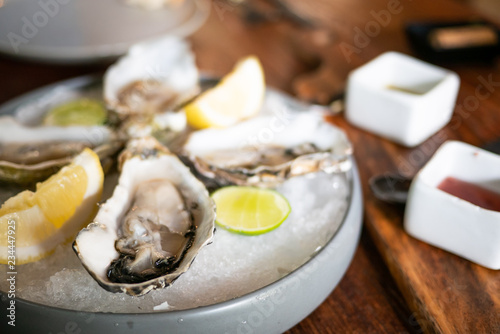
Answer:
xmin=437 ymin=177 xmax=500 ymax=212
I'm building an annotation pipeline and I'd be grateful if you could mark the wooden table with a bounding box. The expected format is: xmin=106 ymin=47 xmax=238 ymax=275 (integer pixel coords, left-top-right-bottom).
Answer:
xmin=1 ymin=0 xmax=499 ymax=333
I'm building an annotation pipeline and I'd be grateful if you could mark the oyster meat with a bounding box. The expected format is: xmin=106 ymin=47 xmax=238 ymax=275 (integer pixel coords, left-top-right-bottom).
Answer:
xmin=73 ymin=137 xmax=215 ymax=296
xmin=182 ymin=111 xmax=352 ymax=188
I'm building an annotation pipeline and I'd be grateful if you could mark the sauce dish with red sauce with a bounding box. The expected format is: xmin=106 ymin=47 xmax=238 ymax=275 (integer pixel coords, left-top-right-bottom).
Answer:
xmin=404 ymin=140 xmax=500 ymax=270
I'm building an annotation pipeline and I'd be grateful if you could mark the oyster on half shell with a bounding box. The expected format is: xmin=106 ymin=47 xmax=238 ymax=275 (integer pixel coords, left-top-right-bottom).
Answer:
xmin=182 ymin=99 xmax=352 ymax=188
xmin=0 ymin=116 xmax=122 ymax=184
xmin=73 ymin=137 xmax=215 ymax=296
xmin=0 ymin=82 xmax=123 ymax=184
xmin=104 ymin=36 xmax=199 ymax=118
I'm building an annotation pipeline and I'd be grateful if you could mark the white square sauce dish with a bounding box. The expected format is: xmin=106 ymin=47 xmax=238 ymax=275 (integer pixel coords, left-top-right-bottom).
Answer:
xmin=345 ymin=51 xmax=460 ymax=147
xmin=404 ymin=140 xmax=500 ymax=270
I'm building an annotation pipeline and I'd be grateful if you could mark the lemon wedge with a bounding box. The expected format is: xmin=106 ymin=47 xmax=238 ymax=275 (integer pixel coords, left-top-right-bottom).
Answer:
xmin=184 ymin=56 xmax=265 ymax=129
xmin=211 ymin=186 xmax=291 ymax=235
xmin=0 ymin=148 xmax=104 ymax=264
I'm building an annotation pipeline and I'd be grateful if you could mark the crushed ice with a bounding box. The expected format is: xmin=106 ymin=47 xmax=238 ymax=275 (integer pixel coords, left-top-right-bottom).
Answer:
xmin=0 ymin=171 xmax=349 ymax=313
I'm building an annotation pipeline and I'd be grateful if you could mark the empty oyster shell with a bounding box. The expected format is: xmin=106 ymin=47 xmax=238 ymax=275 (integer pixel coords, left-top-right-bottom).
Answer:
xmin=104 ymin=36 xmax=199 ymax=118
xmin=73 ymin=137 xmax=215 ymax=296
xmin=182 ymin=97 xmax=352 ymax=188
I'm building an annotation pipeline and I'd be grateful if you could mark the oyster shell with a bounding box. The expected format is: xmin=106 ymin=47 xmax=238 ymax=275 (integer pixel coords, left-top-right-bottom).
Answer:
xmin=0 ymin=116 xmax=122 ymax=184
xmin=182 ymin=97 xmax=352 ymax=188
xmin=118 ymin=108 xmax=188 ymax=148
xmin=73 ymin=137 xmax=215 ymax=296
xmin=104 ymin=36 xmax=199 ymax=118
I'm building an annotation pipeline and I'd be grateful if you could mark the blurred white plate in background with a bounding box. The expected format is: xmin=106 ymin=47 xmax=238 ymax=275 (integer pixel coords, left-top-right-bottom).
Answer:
xmin=0 ymin=0 xmax=209 ymax=63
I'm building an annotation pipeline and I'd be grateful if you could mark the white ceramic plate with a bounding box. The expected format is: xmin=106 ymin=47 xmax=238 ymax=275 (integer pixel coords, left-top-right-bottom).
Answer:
xmin=0 ymin=0 xmax=210 ymax=63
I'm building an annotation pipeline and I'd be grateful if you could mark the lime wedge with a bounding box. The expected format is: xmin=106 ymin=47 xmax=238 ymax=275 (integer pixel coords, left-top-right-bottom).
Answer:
xmin=211 ymin=186 xmax=291 ymax=235
xmin=43 ymin=99 xmax=107 ymax=126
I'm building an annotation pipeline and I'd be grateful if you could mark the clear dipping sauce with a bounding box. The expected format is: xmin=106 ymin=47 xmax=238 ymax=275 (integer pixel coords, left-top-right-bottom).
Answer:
xmin=438 ymin=177 xmax=500 ymax=212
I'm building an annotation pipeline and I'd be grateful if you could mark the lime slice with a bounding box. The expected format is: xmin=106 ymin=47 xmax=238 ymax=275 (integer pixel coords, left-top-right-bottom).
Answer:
xmin=211 ymin=186 xmax=291 ymax=235
xmin=43 ymin=98 xmax=107 ymax=126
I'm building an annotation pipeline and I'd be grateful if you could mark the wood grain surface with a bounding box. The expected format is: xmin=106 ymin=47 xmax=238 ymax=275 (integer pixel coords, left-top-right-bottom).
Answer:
xmin=189 ymin=0 xmax=500 ymax=332
xmin=0 ymin=0 xmax=499 ymax=333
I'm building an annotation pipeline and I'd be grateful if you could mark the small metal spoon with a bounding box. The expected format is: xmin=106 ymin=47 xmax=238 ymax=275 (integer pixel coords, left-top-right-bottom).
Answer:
xmin=369 ymin=173 xmax=412 ymax=204
xmin=369 ymin=139 xmax=500 ymax=205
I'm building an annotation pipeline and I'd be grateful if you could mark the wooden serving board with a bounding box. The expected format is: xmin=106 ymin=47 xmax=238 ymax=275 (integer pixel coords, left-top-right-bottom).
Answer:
xmin=331 ymin=116 xmax=500 ymax=334
xmin=190 ymin=0 xmax=500 ymax=331
xmin=276 ymin=0 xmax=500 ymax=332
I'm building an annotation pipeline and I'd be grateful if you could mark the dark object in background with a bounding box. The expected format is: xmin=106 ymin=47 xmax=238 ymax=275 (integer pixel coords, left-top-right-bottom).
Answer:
xmin=405 ymin=20 xmax=500 ymax=63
